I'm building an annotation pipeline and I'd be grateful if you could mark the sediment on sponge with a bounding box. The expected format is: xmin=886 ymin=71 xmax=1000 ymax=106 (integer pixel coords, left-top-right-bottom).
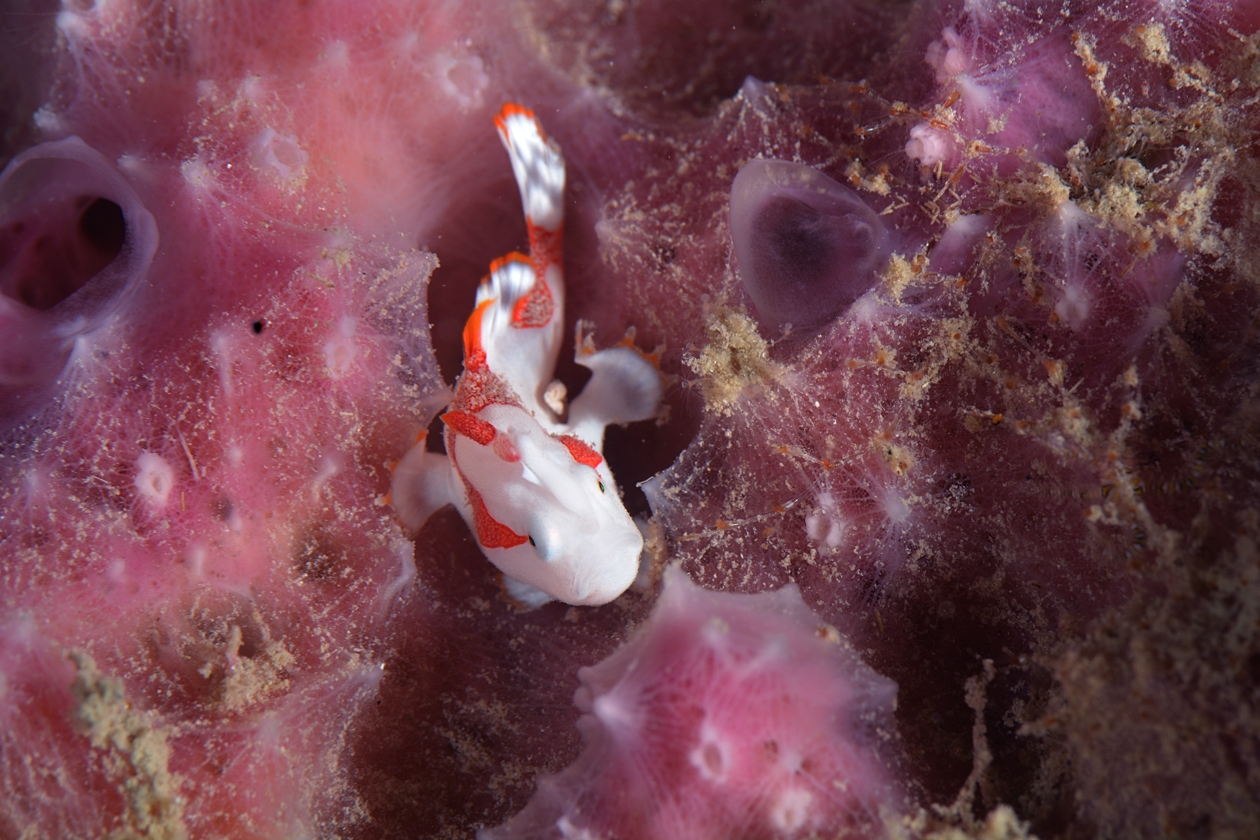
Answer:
xmin=481 ymin=568 xmax=908 ymax=840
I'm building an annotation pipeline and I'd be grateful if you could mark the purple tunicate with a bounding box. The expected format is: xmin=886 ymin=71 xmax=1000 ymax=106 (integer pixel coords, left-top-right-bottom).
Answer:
xmin=730 ymin=159 xmax=889 ymax=330
xmin=0 ymin=137 xmax=157 ymax=410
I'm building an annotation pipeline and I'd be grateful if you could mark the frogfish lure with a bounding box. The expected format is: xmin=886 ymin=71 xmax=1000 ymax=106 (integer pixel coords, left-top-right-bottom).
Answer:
xmin=391 ymin=103 xmax=664 ymax=608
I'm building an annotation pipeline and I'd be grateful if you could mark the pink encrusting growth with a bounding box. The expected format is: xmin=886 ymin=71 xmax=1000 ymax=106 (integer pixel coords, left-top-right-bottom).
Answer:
xmin=482 ymin=569 xmax=906 ymax=840
xmin=0 ymin=222 xmax=439 ymax=836
xmin=0 ymin=0 xmax=461 ymax=835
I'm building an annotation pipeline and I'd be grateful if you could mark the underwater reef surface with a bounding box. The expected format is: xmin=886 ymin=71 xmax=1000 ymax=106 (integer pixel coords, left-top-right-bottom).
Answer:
xmin=1 ymin=0 xmax=1259 ymax=837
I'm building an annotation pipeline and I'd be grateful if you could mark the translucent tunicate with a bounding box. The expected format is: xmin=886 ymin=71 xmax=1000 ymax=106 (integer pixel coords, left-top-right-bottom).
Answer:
xmin=730 ymin=159 xmax=889 ymax=330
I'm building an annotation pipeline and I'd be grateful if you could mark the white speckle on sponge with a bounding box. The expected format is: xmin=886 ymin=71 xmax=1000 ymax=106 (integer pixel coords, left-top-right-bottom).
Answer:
xmin=134 ymin=453 xmax=175 ymax=508
xmin=180 ymin=157 xmax=215 ymax=191
xmin=320 ymin=40 xmax=350 ymax=70
xmin=806 ymin=492 xmax=846 ymax=549
xmin=253 ymin=128 xmax=309 ymax=185
xmin=769 ymin=786 xmax=814 ymax=833
xmin=591 ymin=693 xmax=635 ymax=734
xmin=32 ymin=106 xmax=63 ymax=135
xmin=210 ymin=330 xmax=235 ymax=399
xmin=324 ymin=317 xmax=359 ymax=379
xmin=905 ymin=123 xmax=951 ymax=166
xmin=433 ymin=52 xmax=489 ymax=111
xmin=688 ymin=724 xmax=729 ymax=782
xmin=55 ymin=11 xmax=89 ymax=39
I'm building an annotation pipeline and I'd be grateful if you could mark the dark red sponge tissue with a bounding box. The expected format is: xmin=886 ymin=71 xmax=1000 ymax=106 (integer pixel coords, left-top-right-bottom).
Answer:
xmin=1 ymin=0 xmax=1258 ymax=837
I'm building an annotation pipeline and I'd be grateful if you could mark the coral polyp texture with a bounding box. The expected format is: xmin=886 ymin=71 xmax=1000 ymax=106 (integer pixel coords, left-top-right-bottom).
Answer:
xmin=1 ymin=0 xmax=1259 ymax=837
xmin=481 ymin=569 xmax=906 ymax=840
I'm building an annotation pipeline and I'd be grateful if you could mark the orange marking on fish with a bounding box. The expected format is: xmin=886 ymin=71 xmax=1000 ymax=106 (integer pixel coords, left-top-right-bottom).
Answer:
xmin=511 ymin=274 xmax=555 ymax=328
xmin=495 ymin=102 xmax=545 ymax=139
xmin=463 ymin=299 xmax=493 ymax=372
xmin=527 ymin=222 xmax=564 ymax=270
xmin=466 ymin=481 xmax=528 ymax=549
xmin=615 ymin=334 xmax=662 ymax=368
xmin=442 ymin=410 xmax=496 ymax=445
xmin=558 ymin=435 xmax=603 ymax=468
xmin=489 ymin=252 xmax=531 ymax=273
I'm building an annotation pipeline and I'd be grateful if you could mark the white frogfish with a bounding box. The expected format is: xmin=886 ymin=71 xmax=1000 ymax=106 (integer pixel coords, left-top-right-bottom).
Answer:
xmin=392 ymin=103 xmax=664 ymax=608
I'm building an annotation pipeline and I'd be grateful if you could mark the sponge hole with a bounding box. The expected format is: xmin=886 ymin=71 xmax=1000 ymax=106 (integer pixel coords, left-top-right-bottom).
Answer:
xmin=79 ymin=196 xmax=125 ymax=259
xmin=689 ymin=733 xmax=729 ymax=782
xmin=700 ymin=742 xmax=724 ymax=776
xmin=0 ymin=195 xmax=124 ymax=310
xmin=0 ymin=137 xmax=157 ymax=422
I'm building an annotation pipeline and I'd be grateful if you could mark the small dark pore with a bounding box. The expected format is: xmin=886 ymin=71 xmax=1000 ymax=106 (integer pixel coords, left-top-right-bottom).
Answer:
xmin=212 ymin=497 xmax=234 ymax=521
xmin=79 ymin=197 xmax=125 ymax=256
xmin=652 ymin=242 xmax=677 ymax=269
xmin=252 ymin=320 xmax=265 ymax=334
xmin=294 ymin=526 xmax=345 ymax=581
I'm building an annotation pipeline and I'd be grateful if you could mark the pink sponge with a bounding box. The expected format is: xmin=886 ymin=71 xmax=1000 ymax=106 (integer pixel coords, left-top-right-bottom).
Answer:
xmin=483 ymin=568 xmax=906 ymax=840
